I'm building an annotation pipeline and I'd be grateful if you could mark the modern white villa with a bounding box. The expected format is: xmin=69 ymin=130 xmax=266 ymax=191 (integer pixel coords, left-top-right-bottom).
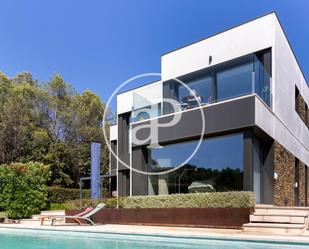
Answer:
xmin=109 ymin=12 xmax=309 ymax=207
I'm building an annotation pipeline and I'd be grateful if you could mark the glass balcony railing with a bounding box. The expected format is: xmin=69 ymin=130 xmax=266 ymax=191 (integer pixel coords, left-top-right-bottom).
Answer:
xmin=131 ymin=51 xmax=271 ymax=122
xmin=254 ymin=54 xmax=271 ymax=107
xmin=131 ymin=91 xmax=162 ymax=123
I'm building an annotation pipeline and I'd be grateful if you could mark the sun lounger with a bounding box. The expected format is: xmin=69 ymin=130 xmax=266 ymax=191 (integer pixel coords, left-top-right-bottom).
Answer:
xmin=40 ymin=203 xmax=105 ymax=226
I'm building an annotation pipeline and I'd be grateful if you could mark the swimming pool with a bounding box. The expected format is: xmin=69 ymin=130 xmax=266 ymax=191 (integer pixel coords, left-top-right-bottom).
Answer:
xmin=0 ymin=229 xmax=308 ymax=249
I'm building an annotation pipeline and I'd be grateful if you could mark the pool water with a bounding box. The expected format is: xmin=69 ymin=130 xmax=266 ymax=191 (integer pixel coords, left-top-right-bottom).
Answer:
xmin=0 ymin=229 xmax=308 ymax=249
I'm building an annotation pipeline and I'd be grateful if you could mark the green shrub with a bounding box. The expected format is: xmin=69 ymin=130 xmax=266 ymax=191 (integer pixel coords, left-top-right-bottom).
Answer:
xmin=47 ymin=187 xmax=109 ymax=204
xmin=49 ymin=203 xmax=67 ymax=210
xmin=47 ymin=187 xmax=91 ymax=203
xmin=0 ymin=162 xmax=50 ymax=219
xmin=64 ymin=192 xmax=254 ymax=210
xmin=64 ymin=197 xmax=119 ymax=210
xmin=122 ymin=192 xmax=254 ymax=209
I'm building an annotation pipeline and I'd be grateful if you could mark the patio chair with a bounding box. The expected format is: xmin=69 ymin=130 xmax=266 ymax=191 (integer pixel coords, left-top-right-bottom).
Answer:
xmin=40 ymin=203 xmax=105 ymax=226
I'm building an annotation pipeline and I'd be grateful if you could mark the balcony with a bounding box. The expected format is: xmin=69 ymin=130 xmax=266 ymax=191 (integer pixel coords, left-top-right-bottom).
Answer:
xmin=131 ymin=50 xmax=271 ymax=123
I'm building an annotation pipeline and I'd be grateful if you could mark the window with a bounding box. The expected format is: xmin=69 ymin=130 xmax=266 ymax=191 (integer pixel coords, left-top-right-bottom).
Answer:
xmin=178 ymin=75 xmax=212 ymax=109
xmin=163 ymin=49 xmax=272 ymax=114
xmin=254 ymin=49 xmax=271 ymax=106
xmin=216 ymin=59 xmax=253 ymax=101
xmin=148 ymin=134 xmax=244 ymax=195
xmin=295 ymin=86 xmax=301 ymax=114
xmin=295 ymin=86 xmax=309 ymax=127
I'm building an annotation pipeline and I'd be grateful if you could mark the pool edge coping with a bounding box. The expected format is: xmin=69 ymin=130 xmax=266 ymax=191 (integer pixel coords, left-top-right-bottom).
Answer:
xmin=0 ymin=225 xmax=309 ymax=246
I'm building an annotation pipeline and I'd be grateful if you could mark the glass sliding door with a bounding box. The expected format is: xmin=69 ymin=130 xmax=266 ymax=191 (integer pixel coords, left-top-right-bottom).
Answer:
xmin=216 ymin=56 xmax=253 ymax=102
xmin=163 ymin=50 xmax=272 ymax=115
xmin=177 ymin=74 xmax=213 ymax=109
xmin=147 ymin=133 xmax=244 ymax=195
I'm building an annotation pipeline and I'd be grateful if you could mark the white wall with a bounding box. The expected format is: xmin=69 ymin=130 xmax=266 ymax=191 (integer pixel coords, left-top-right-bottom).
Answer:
xmin=110 ymin=125 xmax=118 ymax=141
xmin=271 ymin=15 xmax=309 ymax=164
xmin=161 ymin=14 xmax=274 ymax=81
xmin=161 ymin=12 xmax=309 ymax=164
xmin=114 ymin=13 xmax=309 ymax=165
xmin=117 ymin=81 xmax=162 ymax=114
xmin=255 ymin=97 xmax=309 ymax=165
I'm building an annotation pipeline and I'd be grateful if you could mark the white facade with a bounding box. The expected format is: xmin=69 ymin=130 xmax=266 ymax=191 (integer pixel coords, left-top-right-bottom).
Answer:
xmin=272 ymin=16 xmax=309 ymax=165
xmin=114 ymin=12 xmax=309 ymax=165
xmin=117 ymin=81 xmax=162 ymax=115
xmin=161 ymin=14 xmax=274 ymax=81
xmin=109 ymin=125 xmax=118 ymax=141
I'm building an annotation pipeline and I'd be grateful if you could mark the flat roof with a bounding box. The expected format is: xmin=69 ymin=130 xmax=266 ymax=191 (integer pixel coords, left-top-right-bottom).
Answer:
xmin=117 ymin=79 xmax=161 ymax=95
xmin=161 ymin=11 xmax=308 ymax=88
xmin=117 ymin=11 xmax=308 ymax=96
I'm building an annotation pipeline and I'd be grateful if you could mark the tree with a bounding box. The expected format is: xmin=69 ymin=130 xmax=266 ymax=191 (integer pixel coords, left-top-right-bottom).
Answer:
xmin=0 ymin=79 xmax=40 ymax=163
xmin=0 ymin=71 xmax=112 ymax=188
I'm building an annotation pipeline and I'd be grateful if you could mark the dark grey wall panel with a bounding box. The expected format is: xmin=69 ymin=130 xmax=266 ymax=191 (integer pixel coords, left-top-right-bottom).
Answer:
xmin=117 ymin=113 xmax=131 ymax=197
xmin=118 ymin=170 xmax=130 ymax=197
xmin=132 ymin=95 xmax=256 ymax=146
xmin=261 ymin=140 xmax=274 ymax=204
xmin=118 ymin=113 xmax=130 ymax=171
xmin=243 ymin=130 xmax=253 ymax=191
xmin=163 ymin=81 xmax=176 ymax=115
xmin=110 ymin=141 xmax=117 ymax=172
xmin=132 ymin=147 xmax=148 ymax=195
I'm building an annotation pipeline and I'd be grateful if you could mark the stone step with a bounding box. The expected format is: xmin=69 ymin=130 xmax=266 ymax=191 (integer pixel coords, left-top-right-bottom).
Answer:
xmin=254 ymin=207 xmax=309 ymax=216
xmin=31 ymin=214 xmax=41 ymax=220
xmin=255 ymin=205 xmax=309 ymax=211
xmin=250 ymin=214 xmax=307 ymax=224
xmin=243 ymin=223 xmax=306 ymax=235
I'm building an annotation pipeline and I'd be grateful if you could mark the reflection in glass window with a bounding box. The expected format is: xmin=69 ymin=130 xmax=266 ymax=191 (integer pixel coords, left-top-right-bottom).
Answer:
xmin=148 ymin=134 xmax=243 ymax=195
xmin=161 ymin=51 xmax=272 ymax=115
xmin=216 ymin=61 xmax=252 ymax=101
xmin=178 ymin=75 xmax=212 ymax=110
xmin=254 ymin=52 xmax=271 ymax=107
xmin=131 ymin=103 xmax=161 ymax=123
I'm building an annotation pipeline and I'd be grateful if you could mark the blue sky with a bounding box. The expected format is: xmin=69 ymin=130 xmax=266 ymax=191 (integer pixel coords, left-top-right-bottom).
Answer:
xmin=0 ymin=0 xmax=309 ymax=107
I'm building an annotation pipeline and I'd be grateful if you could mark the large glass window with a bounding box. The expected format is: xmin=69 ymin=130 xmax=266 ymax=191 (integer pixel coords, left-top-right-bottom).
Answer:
xmin=216 ymin=59 xmax=253 ymax=101
xmin=164 ymin=50 xmax=272 ymax=115
xmin=178 ymin=75 xmax=212 ymax=110
xmin=148 ymin=134 xmax=243 ymax=195
xmin=254 ymin=51 xmax=271 ymax=106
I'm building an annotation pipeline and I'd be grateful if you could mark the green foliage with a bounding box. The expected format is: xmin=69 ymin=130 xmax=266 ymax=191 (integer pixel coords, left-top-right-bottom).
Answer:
xmin=47 ymin=187 xmax=91 ymax=203
xmin=49 ymin=203 xmax=67 ymax=210
xmin=0 ymin=162 xmax=50 ymax=219
xmin=47 ymin=186 xmax=109 ymax=204
xmin=0 ymin=71 xmax=113 ymax=188
xmin=64 ymin=192 xmax=255 ymax=210
xmin=64 ymin=197 xmax=119 ymax=210
xmin=121 ymin=192 xmax=255 ymax=209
